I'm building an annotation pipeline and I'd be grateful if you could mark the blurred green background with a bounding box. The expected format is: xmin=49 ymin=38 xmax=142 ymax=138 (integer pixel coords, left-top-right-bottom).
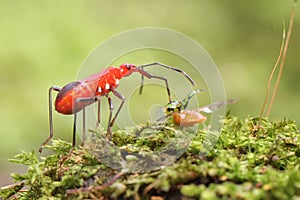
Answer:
xmin=0 ymin=0 xmax=299 ymax=185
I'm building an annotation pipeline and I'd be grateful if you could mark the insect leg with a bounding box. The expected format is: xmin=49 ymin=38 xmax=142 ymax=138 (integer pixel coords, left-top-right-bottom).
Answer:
xmin=110 ymin=90 xmax=125 ymax=128
xmin=139 ymin=67 xmax=145 ymax=95
xmin=82 ymin=107 xmax=86 ymax=146
xmin=105 ymin=90 xmax=125 ymax=140
xmin=96 ymin=98 xmax=101 ymax=127
xmin=39 ymin=86 xmax=61 ymax=153
xmin=106 ymin=95 xmax=113 ymax=140
xmin=74 ymin=96 xmax=101 ymax=147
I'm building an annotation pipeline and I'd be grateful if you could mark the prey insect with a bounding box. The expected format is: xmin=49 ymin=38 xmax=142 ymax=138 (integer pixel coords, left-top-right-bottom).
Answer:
xmin=161 ymin=90 xmax=237 ymax=127
xmin=39 ymin=62 xmax=195 ymax=153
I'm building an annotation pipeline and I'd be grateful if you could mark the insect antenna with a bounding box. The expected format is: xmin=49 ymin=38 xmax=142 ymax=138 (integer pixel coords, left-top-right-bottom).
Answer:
xmin=181 ymin=89 xmax=204 ymax=109
xmin=138 ymin=62 xmax=195 ymax=96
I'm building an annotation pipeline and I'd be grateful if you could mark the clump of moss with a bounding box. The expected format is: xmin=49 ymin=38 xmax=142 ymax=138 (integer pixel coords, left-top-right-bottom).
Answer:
xmin=1 ymin=115 xmax=300 ymax=199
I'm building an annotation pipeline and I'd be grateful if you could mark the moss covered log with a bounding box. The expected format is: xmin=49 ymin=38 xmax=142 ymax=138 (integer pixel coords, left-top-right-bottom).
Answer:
xmin=1 ymin=115 xmax=300 ymax=200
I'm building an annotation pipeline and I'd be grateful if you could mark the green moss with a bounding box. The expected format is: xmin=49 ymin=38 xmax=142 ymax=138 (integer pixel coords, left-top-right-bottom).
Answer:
xmin=1 ymin=115 xmax=300 ymax=199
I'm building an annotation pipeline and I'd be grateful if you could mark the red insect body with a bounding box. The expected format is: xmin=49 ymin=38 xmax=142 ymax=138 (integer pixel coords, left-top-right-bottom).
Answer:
xmin=39 ymin=62 xmax=196 ymax=153
xmin=55 ymin=64 xmax=137 ymax=115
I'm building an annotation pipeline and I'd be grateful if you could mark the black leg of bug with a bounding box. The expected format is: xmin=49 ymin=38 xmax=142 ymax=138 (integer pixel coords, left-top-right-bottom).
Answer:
xmin=82 ymin=107 xmax=86 ymax=146
xmin=96 ymin=99 xmax=101 ymax=127
xmin=103 ymin=90 xmax=125 ymax=141
xmin=73 ymin=97 xmax=101 ymax=146
xmin=106 ymin=95 xmax=113 ymax=140
xmin=109 ymin=90 xmax=125 ymax=130
xmin=139 ymin=66 xmax=145 ymax=95
xmin=58 ymin=96 xmax=101 ymax=165
xmin=39 ymin=86 xmax=61 ymax=153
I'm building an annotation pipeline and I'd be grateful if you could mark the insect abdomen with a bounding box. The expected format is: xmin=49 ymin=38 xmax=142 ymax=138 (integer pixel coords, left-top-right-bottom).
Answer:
xmin=173 ymin=110 xmax=207 ymax=127
xmin=55 ymin=81 xmax=95 ymax=114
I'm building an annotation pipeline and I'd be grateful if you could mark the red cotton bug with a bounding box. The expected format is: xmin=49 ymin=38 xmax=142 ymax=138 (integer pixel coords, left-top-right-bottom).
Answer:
xmin=162 ymin=90 xmax=237 ymax=127
xmin=39 ymin=62 xmax=195 ymax=153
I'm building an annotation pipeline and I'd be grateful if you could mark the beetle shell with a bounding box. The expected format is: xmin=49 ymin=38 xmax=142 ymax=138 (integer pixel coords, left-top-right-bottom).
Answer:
xmin=173 ymin=110 xmax=207 ymax=127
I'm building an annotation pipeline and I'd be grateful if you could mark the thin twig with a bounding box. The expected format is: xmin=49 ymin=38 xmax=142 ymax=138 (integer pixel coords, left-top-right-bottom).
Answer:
xmin=259 ymin=25 xmax=286 ymax=119
xmin=266 ymin=3 xmax=296 ymax=117
xmin=66 ymin=172 xmax=124 ymax=195
xmin=259 ymin=2 xmax=297 ymax=127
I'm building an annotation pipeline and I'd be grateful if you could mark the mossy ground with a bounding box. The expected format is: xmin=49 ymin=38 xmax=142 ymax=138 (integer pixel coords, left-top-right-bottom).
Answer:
xmin=1 ymin=114 xmax=300 ymax=200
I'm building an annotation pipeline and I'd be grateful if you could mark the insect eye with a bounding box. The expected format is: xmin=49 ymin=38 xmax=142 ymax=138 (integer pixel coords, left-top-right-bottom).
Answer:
xmin=166 ymin=107 xmax=174 ymax=112
xmin=125 ymin=64 xmax=131 ymax=69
